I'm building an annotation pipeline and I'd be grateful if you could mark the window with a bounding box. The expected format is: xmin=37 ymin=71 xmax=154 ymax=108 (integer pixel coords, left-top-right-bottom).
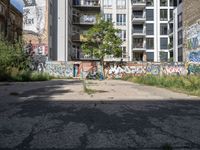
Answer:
xmin=147 ymin=52 xmax=154 ymax=62
xmin=116 ymin=14 xmax=126 ymax=26
xmin=170 ymin=9 xmax=173 ymax=19
xmin=133 ymin=38 xmax=144 ymax=48
xmin=133 ymin=24 xmax=143 ymax=33
xmin=104 ymin=0 xmax=112 ymax=7
xmin=160 ymin=52 xmax=168 ymax=62
xmin=160 ymin=23 xmax=168 ymax=35
xmin=178 ymin=13 xmax=182 ymax=28
xmin=160 ymin=38 xmax=168 ymax=49
xmin=178 ymin=47 xmax=183 ymax=62
xmin=146 ymin=23 xmax=154 ymax=35
xmin=116 ymin=0 xmax=126 ymax=9
xmin=146 ymin=0 xmax=154 ymax=6
xmin=146 ymin=9 xmax=154 ymax=21
xmin=146 ymin=38 xmax=154 ymax=49
xmin=118 ymin=30 xmax=126 ymax=41
xmin=104 ymin=14 xmax=112 ymax=22
xmin=160 ymin=9 xmax=168 ymax=21
xmin=160 ymin=0 xmax=167 ymax=6
xmin=178 ymin=30 xmax=183 ymax=45
xmin=122 ymin=47 xmax=127 ymax=58
xmin=170 ymin=0 xmax=177 ymax=6
xmin=133 ymin=10 xmax=143 ymax=19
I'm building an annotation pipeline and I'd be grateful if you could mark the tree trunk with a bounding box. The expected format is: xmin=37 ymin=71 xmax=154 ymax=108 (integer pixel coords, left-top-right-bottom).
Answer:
xmin=100 ymin=57 xmax=105 ymax=80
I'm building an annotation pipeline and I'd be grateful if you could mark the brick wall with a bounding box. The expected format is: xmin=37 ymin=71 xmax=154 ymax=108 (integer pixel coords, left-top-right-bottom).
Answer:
xmin=183 ymin=0 xmax=200 ymax=63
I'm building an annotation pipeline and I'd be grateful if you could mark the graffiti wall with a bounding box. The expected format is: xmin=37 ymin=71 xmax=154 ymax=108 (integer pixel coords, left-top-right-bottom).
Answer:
xmin=185 ymin=23 xmax=200 ymax=51
xmin=187 ymin=50 xmax=200 ymax=63
xmin=45 ymin=62 xmax=74 ymax=78
xmin=104 ymin=63 xmax=188 ymax=79
xmin=23 ymin=0 xmax=49 ymax=56
xmin=32 ymin=60 xmax=199 ymax=79
xmin=188 ymin=64 xmax=200 ymax=75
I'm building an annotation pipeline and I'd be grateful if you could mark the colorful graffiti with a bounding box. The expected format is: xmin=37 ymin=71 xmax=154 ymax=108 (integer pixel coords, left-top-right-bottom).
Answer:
xmin=146 ymin=64 xmax=160 ymax=75
xmin=188 ymin=64 xmax=200 ymax=75
xmin=186 ymin=23 xmax=200 ymax=50
xmin=104 ymin=64 xmax=147 ymax=79
xmin=45 ymin=62 xmax=73 ymax=78
xmin=188 ymin=50 xmax=200 ymax=63
xmin=162 ymin=64 xmax=187 ymax=76
xmin=32 ymin=60 xmax=199 ymax=79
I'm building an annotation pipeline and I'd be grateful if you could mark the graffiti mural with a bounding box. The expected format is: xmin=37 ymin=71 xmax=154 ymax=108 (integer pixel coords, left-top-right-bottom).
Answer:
xmin=23 ymin=0 xmax=49 ymax=56
xmin=188 ymin=50 xmax=200 ymax=63
xmin=162 ymin=64 xmax=187 ymax=76
xmin=45 ymin=62 xmax=73 ymax=78
xmin=188 ymin=64 xmax=200 ymax=75
xmin=146 ymin=64 xmax=160 ymax=75
xmin=104 ymin=63 xmax=188 ymax=79
xmin=185 ymin=23 xmax=200 ymax=50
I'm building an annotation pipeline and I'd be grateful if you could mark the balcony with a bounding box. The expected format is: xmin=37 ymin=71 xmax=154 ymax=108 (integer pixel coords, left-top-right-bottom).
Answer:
xmin=132 ymin=13 xmax=146 ymax=23
xmin=132 ymin=0 xmax=146 ymax=10
xmin=132 ymin=43 xmax=146 ymax=51
xmin=132 ymin=28 xmax=146 ymax=37
xmin=72 ymin=34 xmax=86 ymax=42
xmin=73 ymin=15 xmax=96 ymax=26
xmin=73 ymin=0 xmax=100 ymax=11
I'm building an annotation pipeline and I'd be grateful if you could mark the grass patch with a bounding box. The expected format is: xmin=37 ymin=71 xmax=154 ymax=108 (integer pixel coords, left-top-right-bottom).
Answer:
xmin=123 ymin=75 xmax=200 ymax=97
xmin=0 ymin=70 xmax=53 ymax=82
xmin=83 ymin=80 xmax=96 ymax=95
xmin=83 ymin=80 xmax=107 ymax=95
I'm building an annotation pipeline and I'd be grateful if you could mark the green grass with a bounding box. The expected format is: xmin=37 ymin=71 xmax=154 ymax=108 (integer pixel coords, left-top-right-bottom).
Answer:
xmin=0 ymin=70 xmax=53 ymax=82
xmin=83 ymin=80 xmax=96 ymax=95
xmin=123 ymin=75 xmax=200 ymax=97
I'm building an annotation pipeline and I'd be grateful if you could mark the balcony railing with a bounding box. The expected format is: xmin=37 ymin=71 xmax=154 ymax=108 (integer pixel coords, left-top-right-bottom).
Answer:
xmin=132 ymin=0 xmax=146 ymax=9
xmin=73 ymin=0 xmax=100 ymax=7
xmin=73 ymin=15 xmax=96 ymax=25
xmin=132 ymin=42 xmax=146 ymax=50
xmin=132 ymin=0 xmax=145 ymax=4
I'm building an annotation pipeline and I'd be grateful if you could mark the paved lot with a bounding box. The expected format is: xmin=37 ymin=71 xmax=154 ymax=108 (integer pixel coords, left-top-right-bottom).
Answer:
xmin=0 ymin=80 xmax=200 ymax=149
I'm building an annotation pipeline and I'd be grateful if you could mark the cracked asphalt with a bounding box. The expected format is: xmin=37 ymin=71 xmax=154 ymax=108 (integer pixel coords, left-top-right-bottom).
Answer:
xmin=0 ymin=80 xmax=200 ymax=149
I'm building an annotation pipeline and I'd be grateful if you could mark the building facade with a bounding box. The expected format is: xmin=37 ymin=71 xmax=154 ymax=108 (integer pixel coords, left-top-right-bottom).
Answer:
xmin=183 ymin=0 xmax=200 ymax=63
xmin=23 ymin=0 xmax=53 ymax=56
xmin=50 ymin=0 xmax=183 ymax=62
xmin=0 ymin=0 xmax=22 ymax=42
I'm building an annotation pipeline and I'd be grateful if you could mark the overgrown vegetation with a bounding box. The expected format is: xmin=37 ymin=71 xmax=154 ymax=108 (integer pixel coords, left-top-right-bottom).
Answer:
xmin=0 ymin=40 xmax=52 ymax=81
xmin=123 ymin=75 xmax=200 ymax=96
xmin=83 ymin=80 xmax=96 ymax=95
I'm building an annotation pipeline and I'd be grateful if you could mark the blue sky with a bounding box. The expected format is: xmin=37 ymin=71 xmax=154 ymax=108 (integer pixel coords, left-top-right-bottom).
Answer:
xmin=11 ymin=0 xmax=24 ymax=12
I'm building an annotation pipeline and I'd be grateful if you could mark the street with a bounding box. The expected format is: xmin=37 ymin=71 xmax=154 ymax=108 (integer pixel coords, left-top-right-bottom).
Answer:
xmin=0 ymin=80 xmax=200 ymax=149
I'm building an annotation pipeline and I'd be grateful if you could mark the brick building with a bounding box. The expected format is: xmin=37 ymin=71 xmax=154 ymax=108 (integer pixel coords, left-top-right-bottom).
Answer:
xmin=0 ymin=0 xmax=22 ymax=42
xmin=183 ymin=0 xmax=200 ymax=63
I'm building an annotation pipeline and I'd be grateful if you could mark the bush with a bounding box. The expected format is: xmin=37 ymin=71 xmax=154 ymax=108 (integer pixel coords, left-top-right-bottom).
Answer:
xmin=0 ymin=40 xmax=30 ymax=81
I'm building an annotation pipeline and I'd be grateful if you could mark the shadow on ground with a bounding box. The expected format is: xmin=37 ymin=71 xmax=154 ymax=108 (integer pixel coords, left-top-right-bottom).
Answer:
xmin=0 ymin=80 xmax=200 ymax=150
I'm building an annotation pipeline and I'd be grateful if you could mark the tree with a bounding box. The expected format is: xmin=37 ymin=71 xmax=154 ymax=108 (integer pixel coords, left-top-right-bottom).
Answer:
xmin=81 ymin=17 xmax=123 ymax=66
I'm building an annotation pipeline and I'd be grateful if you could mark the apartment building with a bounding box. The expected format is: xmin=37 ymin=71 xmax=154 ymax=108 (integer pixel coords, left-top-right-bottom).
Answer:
xmin=0 ymin=0 xmax=22 ymax=42
xmin=50 ymin=0 xmax=180 ymax=62
xmin=171 ymin=0 xmax=183 ymax=62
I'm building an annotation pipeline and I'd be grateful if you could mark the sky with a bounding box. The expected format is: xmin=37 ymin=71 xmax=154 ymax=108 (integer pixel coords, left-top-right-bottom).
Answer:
xmin=11 ymin=0 xmax=24 ymax=12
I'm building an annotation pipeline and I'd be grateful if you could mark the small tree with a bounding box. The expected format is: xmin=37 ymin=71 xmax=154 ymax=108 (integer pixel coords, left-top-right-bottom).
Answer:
xmin=81 ymin=17 xmax=123 ymax=66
